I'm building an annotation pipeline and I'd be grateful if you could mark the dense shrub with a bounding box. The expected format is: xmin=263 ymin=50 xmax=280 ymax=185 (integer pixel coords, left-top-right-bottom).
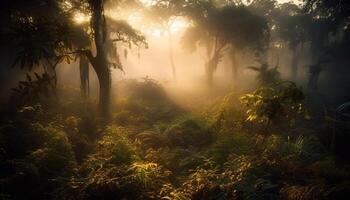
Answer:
xmin=113 ymin=78 xmax=183 ymax=128
xmin=165 ymin=116 xmax=212 ymax=148
xmin=0 ymin=121 xmax=76 ymax=199
xmin=66 ymin=126 xmax=172 ymax=199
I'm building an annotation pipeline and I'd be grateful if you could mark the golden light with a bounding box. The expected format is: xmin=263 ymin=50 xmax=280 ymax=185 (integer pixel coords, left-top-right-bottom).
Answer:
xmin=60 ymin=0 xmax=73 ymax=11
xmin=106 ymin=9 xmax=190 ymax=38
xmin=74 ymin=12 xmax=90 ymax=24
xmin=169 ymin=17 xmax=189 ymax=33
xmin=127 ymin=13 xmax=143 ymax=26
xmin=150 ymin=29 xmax=162 ymax=37
xmin=139 ymin=0 xmax=155 ymax=7
xmin=146 ymin=17 xmax=190 ymax=37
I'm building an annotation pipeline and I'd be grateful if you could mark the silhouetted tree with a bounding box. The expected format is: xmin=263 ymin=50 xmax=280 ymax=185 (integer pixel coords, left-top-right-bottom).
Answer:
xmin=2 ymin=0 xmax=146 ymax=117
xmin=304 ymin=0 xmax=350 ymax=90
xmin=182 ymin=1 xmax=269 ymax=86
xmin=275 ymin=3 xmax=310 ymax=80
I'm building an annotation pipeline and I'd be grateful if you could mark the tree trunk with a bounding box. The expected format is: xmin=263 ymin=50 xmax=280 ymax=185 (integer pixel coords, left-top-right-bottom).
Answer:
xmin=205 ymin=61 xmax=214 ymax=86
xmin=96 ymin=65 xmax=111 ymax=116
xmin=206 ymin=52 xmax=220 ymax=86
xmin=308 ymin=67 xmax=321 ymax=90
xmin=89 ymin=0 xmax=111 ymax=117
xmin=79 ymin=55 xmax=90 ymax=97
xmin=230 ymin=51 xmax=239 ymax=86
xmin=205 ymin=37 xmax=222 ymax=86
xmin=166 ymin=27 xmax=176 ymax=81
xmin=291 ymin=47 xmax=299 ymax=80
xmin=307 ymin=58 xmax=322 ymax=90
xmin=231 ymin=55 xmax=238 ymax=80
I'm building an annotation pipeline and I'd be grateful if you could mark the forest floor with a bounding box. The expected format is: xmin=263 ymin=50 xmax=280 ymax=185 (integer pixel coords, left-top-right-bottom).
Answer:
xmin=1 ymin=78 xmax=350 ymax=200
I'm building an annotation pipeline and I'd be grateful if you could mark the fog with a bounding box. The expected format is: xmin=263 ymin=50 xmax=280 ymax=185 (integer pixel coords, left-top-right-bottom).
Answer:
xmin=1 ymin=0 xmax=349 ymax=107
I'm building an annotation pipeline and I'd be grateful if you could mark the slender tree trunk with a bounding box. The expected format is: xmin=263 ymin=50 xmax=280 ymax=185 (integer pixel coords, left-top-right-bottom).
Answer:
xmin=79 ymin=55 xmax=90 ymax=97
xmin=308 ymin=68 xmax=321 ymax=90
xmin=291 ymin=47 xmax=299 ymax=80
xmin=206 ymin=62 xmax=214 ymax=86
xmin=230 ymin=50 xmax=239 ymax=86
xmin=307 ymin=57 xmax=322 ymax=90
xmin=205 ymin=37 xmax=222 ymax=86
xmin=206 ymin=52 xmax=220 ymax=86
xmin=166 ymin=27 xmax=176 ymax=81
xmin=231 ymin=55 xmax=238 ymax=80
xmin=89 ymin=0 xmax=111 ymax=117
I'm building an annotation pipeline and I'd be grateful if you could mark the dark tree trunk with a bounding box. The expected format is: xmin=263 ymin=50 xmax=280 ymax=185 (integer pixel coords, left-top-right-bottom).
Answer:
xmin=230 ymin=51 xmax=239 ymax=85
xmin=291 ymin=47 xmax=299 ymax=80
xmin=206 ymin=51 xmax=220 ymax=86
xmin=96 ymin=65 xmax=111 ymax=116
xmin=88 ymin=0 xmax=111 ymax=117
xmin=79 ymin=55 xmax=90 ymax=97
xmin=307 ymin=63 xmax=321 ymax=90
xmin=231 ymin=55 xmax=238 ymax=80
xmin=307 ymin=53 xmax=324 ymax=90
xmin=205 ymin=37 xmax=223 ymax=86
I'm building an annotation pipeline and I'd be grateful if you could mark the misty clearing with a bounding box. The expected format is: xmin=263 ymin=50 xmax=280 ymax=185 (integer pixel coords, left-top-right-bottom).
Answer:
xmin=0 ymin=0 xmax=350 ymax=200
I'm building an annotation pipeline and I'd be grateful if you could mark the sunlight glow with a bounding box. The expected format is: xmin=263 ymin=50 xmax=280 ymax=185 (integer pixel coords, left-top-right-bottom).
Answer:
xmin=127 ymin=13 xmax=143 ymax=26
xmin=62 ymin=0 xmax=73 ymax=10
xmin=169 ymin=17 xmax=189 ymax=33
xmin=74 ymin=12 xmax=90 ymax=24
xmin=151 ymin=29 xmax=162 ymax=37
xmin=139 ymin=0 xmax=156 ymax=7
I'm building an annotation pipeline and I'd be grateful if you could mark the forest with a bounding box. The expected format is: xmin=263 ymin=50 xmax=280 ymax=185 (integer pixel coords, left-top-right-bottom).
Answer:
xmin=0 ymin=0 xmax=350 ymax=199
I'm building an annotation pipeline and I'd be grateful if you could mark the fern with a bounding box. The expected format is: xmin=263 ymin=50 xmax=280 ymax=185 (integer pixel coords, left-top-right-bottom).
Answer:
xmin=129 ymin=162 xmax=160 ymax=187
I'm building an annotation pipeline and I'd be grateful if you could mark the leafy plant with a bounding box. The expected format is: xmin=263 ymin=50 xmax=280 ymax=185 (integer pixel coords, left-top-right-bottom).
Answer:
xmin=248 ymin=63 xmax=281 ymax=86
xmin=129 ymin=162 xmax=170 ymax=188
xmin=240 ymin=81 xmax=307 ymax=131
xmin=12 ymin=72 xmax=55 ymax=104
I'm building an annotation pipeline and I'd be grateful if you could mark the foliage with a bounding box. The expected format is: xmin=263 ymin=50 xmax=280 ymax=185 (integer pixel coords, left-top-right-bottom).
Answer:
xmin=240 ymin=81 xmax=306 ymax=127
xmin=207 ymin=132 xmax=254 ymax=165
xmin=7 ymin=7 xmax=75 ymax=71
xmin=114 ymin=78 xmax=182 ymax=128
xmin=181 ymin=2 xmax=269 ymax=84
xmin=2 ymin=1 xmax=350 ymax=200
xmin=201 ymin=92 xmax=245 ymax=132
xmin=92 ymin=126 xmax=139 ymax=165
xmin=11 ymin=72 xmax=56 ymax=104
xmin=106 ymin=18 xmax=148 ymax=71
xmin=66 ymin=126 xmax=173 ymax=199
xmin=165 ymin=116 xmax=212 ymax=148
xmin=129 ymin=162 xmax=170 ymax=187
xmin=0 ymin=118 xmax=76 ymax=199
xmin=1 ymin=80 xmax=349 ymax=200
xmin=247 ymin=63 xmax=281 ymax=86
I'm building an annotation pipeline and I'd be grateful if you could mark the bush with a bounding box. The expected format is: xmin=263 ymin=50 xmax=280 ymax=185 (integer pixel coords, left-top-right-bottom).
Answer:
xmin=145 ymin=147 xmax=206 ymax=175
xmin=29 ymin=123 xmax=76 ymax=177
xmin=207 ymin=132 xmax=253 ymax=165
xmin=114 ymin=78 xmax=182 ymax=128
xmin=0 ymin=122 xmax=76 ymax=199
xmin=165 ymin=117 xmax=212 ymax=148
xmin=66 ymin=126 xmax=174 ymax=199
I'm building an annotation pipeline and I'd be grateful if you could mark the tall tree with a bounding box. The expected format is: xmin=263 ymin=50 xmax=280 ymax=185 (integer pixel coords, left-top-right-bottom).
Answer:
xmin=3 ymin=0 xmax=146 ymax=117
xmin=275 ymin=3 xmax=309 ymax=80
xmin=78 ymin=0 xmax=146 ymax=116
xmin=304 ymin=0 xmax=350 ymax=90
xmin=182 ymin=2 xmax=269 ymax=86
